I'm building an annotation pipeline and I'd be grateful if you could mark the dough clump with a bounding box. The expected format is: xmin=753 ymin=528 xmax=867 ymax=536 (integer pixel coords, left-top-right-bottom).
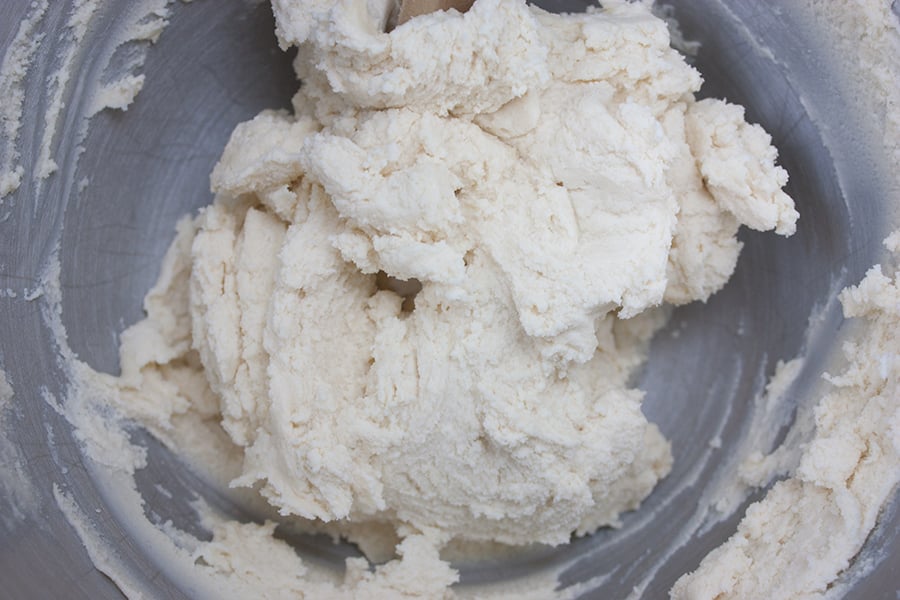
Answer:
xmin=114 ymin=0 xmax=796 ymax=588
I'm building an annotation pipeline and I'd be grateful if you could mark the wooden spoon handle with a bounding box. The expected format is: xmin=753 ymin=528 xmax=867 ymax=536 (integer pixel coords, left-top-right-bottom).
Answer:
xmin=397 ymin=0 xmax=475 ymax=26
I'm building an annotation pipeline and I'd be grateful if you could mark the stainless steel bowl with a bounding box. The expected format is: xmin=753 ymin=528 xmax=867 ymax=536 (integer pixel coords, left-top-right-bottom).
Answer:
xmin=1 ymin=1 xmax=897 ymax=597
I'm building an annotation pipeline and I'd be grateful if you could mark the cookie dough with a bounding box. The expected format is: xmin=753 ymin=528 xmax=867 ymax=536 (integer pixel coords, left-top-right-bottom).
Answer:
xmin=112 ymin=0 xmax=797 ymax=593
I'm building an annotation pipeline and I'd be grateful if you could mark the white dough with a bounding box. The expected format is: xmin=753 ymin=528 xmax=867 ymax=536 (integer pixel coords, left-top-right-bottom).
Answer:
xmin=110 ymin=0 xmax=798 ymax=594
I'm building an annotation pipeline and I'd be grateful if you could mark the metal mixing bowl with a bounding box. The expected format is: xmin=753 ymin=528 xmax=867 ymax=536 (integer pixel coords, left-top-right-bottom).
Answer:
xmin=1 ymin=1 xmax=897 ymax=597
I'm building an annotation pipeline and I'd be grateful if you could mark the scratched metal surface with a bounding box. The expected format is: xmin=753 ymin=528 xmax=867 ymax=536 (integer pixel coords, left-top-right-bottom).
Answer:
xmin=0 ymin=1 xmax=896 ymax=598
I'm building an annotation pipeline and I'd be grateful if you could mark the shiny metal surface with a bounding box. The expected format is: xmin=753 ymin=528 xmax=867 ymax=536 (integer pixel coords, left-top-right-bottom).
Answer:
xmin=0 ymin=1 xmax=896 ymax=598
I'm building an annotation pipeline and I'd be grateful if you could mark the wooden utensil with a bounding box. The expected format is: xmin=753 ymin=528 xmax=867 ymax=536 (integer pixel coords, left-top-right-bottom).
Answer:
xmin=396 ymin=0 xmax=475 ymax=26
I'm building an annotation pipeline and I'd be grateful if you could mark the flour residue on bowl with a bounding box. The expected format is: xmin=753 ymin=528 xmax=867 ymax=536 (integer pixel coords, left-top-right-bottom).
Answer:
xmin=671 ymin=236 xmax=900 ymax=598
xmin=0 ymin=0 xmax=47 ymax=199
xmin=0 ymin=367 xmax=41 ymax=530
xmin=0 ymin=0 xmax=170 ymax=203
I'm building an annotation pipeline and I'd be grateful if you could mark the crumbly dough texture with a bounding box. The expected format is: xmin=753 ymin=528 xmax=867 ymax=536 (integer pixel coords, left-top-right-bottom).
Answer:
xmin=672 ymin=234 xmax=900 ymax=599
xmin=112 ymin=0 xmax=797 ymax=593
